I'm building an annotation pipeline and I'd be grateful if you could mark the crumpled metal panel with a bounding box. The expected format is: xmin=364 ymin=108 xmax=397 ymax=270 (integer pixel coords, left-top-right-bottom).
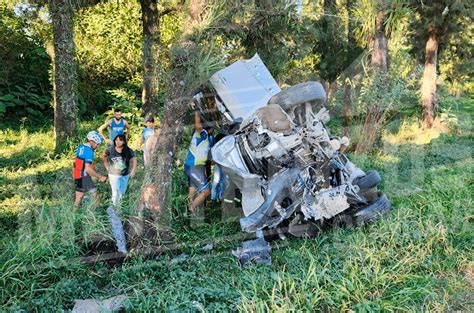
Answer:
xmin=212 ymin=136 xmax=265 ymax=216
xmin=239 ymin=167 xmax=300 ymax=232
xmin=210 ymin=54 xmax=281 ymax=121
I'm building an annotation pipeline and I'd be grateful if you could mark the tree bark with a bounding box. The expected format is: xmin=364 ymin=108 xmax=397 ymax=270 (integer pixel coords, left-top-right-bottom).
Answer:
xmin=139 ymin=0 xmax=205 ymax=227
xmin=49 ymin=0 xmax=77 ymax=151
xmin=138 ymin=68 xmax=188 ymax=224
xmin=421 ymin=28 xmax=438 ymax=129
xmin=355 ymin=4 xmax=389 ymax=154
xmin=140 ymin=0 xmax=160 ymax=117
xmin=371 ymin=8 xmax=388 ymax=73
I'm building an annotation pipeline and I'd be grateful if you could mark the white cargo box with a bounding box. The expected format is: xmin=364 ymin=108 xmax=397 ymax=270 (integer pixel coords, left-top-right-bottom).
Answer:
xmin=209 ymin=54 xmax=281 ymax=121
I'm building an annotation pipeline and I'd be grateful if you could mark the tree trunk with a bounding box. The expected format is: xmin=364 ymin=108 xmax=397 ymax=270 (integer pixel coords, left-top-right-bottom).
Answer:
xmin=421 ymin=28 xmax=438 ymax=129
xmin=355 ymin=5 xmax=388 ymax=154
xmin=341 ymin=0 xmax=358 ymax=138
xmin=139 ymin=67 xmax=188 ymax=223
xmin=138 ymin=0 xmax=204 ymax=227
xmin=140 ymin=0 xmax=160 ymax=117
xmin=49 ymin=0 xmax=77 ymax=151
xmin=371 ymin=9 xmax=387 ymax=73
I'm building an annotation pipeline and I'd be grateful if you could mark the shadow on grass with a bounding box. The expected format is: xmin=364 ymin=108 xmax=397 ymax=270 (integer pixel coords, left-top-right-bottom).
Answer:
xmin=0 ymin=146 xmax=50 ymax=170
xmin=0 ymin=120 xmax=53 ymax=133
xmin=0 ymin=167 xmax=72 ymax=232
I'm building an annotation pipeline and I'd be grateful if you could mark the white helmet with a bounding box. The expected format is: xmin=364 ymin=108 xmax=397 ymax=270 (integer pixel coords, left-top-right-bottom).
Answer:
xmin=87 ymin=131 xmax=103 ymax=145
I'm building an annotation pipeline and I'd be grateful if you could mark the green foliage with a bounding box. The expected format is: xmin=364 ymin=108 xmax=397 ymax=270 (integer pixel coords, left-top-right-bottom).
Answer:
xmin=352 ymin=0 xmax=411 ymax=45
xmin=409 ymin=0 xmax=472 ymax=61
xmin=438 ymin=15 xmax=474 ymax=97
xmin=75 ymin=1 xmax=143 ymax=84
xmin=73 ymin=0 xmax=183 ymax=118
xmin=309 ymin=0 xmax=350 ymax=81
xmin=0 ymin=84 xmax=51 ymax=121
xmin=0 ymin=3 xmax=51 ymax=122
xmin=183 ymin=41 xmax=227 ymax=92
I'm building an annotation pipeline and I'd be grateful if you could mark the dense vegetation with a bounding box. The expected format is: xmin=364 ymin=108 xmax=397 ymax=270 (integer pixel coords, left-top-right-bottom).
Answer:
xmin=1 ymin=0 xmax=472 ymax=310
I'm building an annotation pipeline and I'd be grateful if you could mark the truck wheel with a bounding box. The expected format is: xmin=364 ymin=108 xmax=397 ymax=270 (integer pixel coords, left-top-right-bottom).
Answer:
xmin=354 ymin=193 xmax=391 ymax=225
xmin=355 ymin=170 xmax=381 ymax=190
xmin=268 ymin=81 xmax=326 ymax=111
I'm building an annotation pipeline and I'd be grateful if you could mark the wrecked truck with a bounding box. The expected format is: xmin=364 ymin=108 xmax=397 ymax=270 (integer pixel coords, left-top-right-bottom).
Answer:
xmin=193 ymin=54 xmax=390 ymax=239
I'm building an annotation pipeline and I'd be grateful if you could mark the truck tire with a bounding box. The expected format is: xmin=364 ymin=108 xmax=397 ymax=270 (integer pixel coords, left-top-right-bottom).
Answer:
xmin=268 ymin=81 xmax=326 ymax=111
xmin=354 ymin=193 xmax=391 ymax=225
xmin=355 ymin=170 xmax=381 ymax=190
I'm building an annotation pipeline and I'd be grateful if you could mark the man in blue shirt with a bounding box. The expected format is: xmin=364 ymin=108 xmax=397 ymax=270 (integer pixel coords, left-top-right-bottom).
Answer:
xmin=99 ymin=108 xmax=131 ymax=144
xmin=73 ymin=131 xmax=108 ymax=206
xmin=185 ymin=103 xmax=214 ymax=213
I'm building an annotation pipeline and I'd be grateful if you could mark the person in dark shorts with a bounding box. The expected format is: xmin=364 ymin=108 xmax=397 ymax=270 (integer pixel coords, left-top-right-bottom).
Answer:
xmin=73 ymin=131 xmax=108 ymax=206
xmin=101 ymin=134 xmax=137 ymax=206
xmin=184 ymin=102 xmax=214 ymax=213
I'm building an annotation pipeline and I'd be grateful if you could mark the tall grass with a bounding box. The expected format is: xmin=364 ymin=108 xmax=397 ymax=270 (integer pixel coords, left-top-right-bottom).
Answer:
xmin=1 ymin=109 xmax=472 ymax=310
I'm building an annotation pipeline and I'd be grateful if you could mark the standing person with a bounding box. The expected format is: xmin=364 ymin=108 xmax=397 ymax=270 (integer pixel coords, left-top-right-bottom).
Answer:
xmin=98 ymin=108 xmax=131 ymax=145
xmin=73 ymin=131 xmax=108 ymax=206
xmin=140 ymin=116 xmax=156 ymax=167
xmin=184 ymin=103 xmax=214 ymax=213
xmin=101 ymin=134 xmax=137 ymax=206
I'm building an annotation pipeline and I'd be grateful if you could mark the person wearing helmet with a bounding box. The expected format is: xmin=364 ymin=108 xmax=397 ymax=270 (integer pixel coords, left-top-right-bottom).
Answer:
xmin=73 ymin=131 xmax=108 ymax=206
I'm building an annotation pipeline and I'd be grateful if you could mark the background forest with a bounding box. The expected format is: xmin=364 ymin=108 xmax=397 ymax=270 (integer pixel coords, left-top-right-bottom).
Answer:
xmin=0 ymin=0 xmax=473 ymax=311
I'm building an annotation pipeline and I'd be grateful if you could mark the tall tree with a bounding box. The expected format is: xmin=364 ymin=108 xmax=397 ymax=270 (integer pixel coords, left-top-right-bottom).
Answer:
xmin=353 ymin=0 xmax=409 ymax=153
xmin=49 ymin=0 xmax=77 ymax=150
xmin=371 ymin=2 xmax=388 ymax=73
xmin=140 ymin=0 xmax=160 ymax=117
xmin=410 ymin=0 xmax=470 ymax=128
xmin=341 ymin=0 xmax=364 ymax=136
xmin=47 ymin=0 xmax=102 ymax=150
xmin=352 ymin=0 xmax=393 ymax=73
xmin=420 ymin=24 xmax=438 ymax=128
xmin=139 ymin=0 xmax=210 ymax=224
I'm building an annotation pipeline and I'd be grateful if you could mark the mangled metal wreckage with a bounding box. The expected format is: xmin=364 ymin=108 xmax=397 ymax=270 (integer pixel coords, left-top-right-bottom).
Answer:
xmin=194 ymin=54 xmax=390 ymax=264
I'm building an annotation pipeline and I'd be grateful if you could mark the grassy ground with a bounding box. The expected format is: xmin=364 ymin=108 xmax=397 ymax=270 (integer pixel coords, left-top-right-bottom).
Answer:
xmin=1 ymin=105 xmax=472 ymax=311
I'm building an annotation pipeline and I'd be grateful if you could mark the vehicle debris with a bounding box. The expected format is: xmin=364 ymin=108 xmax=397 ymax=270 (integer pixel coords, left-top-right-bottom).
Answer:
xmin=193 ymin=54 xmax=391 ymax=243
xmin=107 ymin=206 xmax=127 ymax=254
xmin=169 ymin=253 xmax=188 ymax=265
xmin=201 ymin=243 xmax=214 ymax=252
xmin=232 ymin=237 xmax=272 ymax=268
xmin=72 ymin=295 xmax=128 ymax=313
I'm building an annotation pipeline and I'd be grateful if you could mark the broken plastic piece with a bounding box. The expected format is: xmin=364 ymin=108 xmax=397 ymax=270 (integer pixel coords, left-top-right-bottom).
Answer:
xmin=232 ymin=237 xmax=272 ymax=268
xmin=201 ymin=243 xmax=214 ymax=251
xmin=169 ymin=253 xmax=188 ymax=265
xmin=72 ymin=295 xmax=128 ymax=313
xmin=107 ymin=206 xmax=127 ymax=254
